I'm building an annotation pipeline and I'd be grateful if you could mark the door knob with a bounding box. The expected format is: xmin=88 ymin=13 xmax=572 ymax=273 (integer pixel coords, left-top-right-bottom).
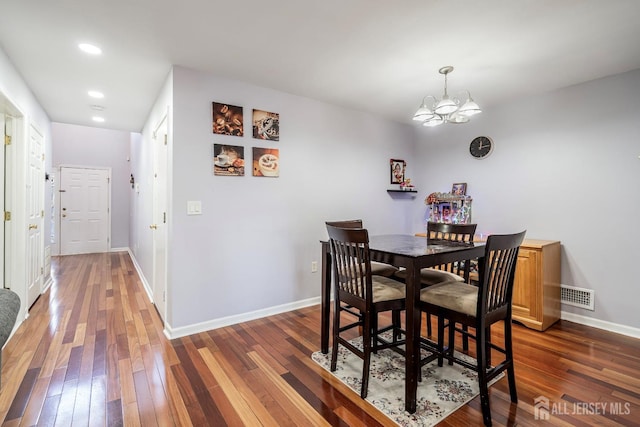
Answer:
xmin=62 ymin=214 xmax=67 ymax=218
xmin=29 ymin=224 xmax=38 ymax=230
xmin=150 ymin=224 xmax=157 ymax=230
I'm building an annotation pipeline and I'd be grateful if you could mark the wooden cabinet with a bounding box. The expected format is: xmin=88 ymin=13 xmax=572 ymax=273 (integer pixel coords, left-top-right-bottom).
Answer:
xmin=511 ymin=239 xmax=561 ymax=331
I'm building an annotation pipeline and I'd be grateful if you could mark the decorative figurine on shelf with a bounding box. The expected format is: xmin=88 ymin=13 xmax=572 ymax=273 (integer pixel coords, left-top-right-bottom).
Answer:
xmin=400 ymin=179 xmax=415 ymax=191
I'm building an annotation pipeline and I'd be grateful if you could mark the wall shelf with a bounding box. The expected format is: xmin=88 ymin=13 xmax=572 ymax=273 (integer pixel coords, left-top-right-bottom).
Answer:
xmin=387 ymin=189 xmax=417 ymax=193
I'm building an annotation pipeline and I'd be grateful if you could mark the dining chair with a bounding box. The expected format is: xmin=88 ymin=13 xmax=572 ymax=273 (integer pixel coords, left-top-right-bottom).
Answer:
xmin=326 ymin=219 xmax=399 ymax=277
xmin=419 ymin=230 xmax=526 ymax=426
xmin=325 ymin=224 xmax=406 ymax=398
xmin=394 ymin=222 xmax=477 ymax=338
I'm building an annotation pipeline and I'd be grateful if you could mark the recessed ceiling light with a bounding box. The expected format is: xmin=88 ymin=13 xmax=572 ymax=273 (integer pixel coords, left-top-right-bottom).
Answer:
xmin=88 ymin=90 xmax=104 ymax=99
xmin=92 ymin=116 xmax=105 ymax=123
xmin=78 ymin=43 xmax=102 ymax=55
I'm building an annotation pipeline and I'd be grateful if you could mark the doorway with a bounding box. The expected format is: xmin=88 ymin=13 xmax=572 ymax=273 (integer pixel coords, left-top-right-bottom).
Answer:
xmin=59 ymin=166 xmax=111 ymax=255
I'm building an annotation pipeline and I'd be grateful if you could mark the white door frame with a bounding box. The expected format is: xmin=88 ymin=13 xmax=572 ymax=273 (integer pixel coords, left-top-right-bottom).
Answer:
xmin=56 ymin=165 xmax=112 ymax=256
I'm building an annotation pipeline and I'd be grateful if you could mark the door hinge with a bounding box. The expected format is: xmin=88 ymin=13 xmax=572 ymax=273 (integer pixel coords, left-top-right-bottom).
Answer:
xmin=164 ymin=134 xmax=167 ymax=145
xmin=4 ymin=135 xmax=11 ymax=146
xmin=107 ymin=177 xmax=110 ymax=183
xmin=41 ymin=267 xmax=44 ymax=274
xmin=4 ymin=211 xmax=10 ymax=221
xmin=41 ymin=210 xmax=44 ymax=217
xmin=42 ymin=154 xmax=45 ymax=161
xmin=163 ymin=212 xmax=166 ymax=223
xmin=163 ymin=291 xmax=166 ymax=302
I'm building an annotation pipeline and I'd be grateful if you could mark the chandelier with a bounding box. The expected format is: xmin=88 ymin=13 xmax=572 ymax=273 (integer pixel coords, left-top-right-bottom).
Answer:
xmin=412 ymin=66 xmax=481 ymax=127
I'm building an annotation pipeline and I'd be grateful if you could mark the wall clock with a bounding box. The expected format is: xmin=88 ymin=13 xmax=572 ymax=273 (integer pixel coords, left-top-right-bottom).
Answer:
xmin=469 ymin=136 xmax=493 ymax=159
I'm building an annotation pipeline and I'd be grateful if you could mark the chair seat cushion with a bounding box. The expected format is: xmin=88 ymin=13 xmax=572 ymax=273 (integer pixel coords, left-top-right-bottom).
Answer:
xmin=420 ymin=281 xmax=478 ymax=316
xmin=372 ymin=275 xmax=406 ymax=303
xmin=394 ymin=267 xmax=464 ymax=285
xmin=370 ymin=262 xmax=399 ymax=277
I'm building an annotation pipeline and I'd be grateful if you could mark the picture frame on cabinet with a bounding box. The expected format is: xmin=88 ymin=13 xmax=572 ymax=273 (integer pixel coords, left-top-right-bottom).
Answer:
xmin=452 ymin=182 xmax=467 ymax=195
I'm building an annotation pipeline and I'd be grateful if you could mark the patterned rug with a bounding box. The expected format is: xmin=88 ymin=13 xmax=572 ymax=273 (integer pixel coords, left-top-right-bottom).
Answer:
xmin=312 ymin=334 xmax=502 ymax=426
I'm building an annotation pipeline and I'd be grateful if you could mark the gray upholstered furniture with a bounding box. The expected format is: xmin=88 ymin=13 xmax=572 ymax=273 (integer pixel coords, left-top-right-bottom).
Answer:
xmin=0 ymin=288 xmax=20 ymax=388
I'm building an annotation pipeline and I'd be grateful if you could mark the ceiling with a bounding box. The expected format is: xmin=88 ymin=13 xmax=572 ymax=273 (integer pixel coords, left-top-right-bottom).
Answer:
xmin=2 ymin=0 xmax=640 ymax=132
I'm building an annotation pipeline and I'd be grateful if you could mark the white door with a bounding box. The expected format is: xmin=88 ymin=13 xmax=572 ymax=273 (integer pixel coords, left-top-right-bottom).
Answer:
xmin=26 ymin=123 xmax=44 ymax=307
xmin=60 ymin=167 xmax=110 ymax=255
xmin=152 ymin=117 xmax=168 ymax=321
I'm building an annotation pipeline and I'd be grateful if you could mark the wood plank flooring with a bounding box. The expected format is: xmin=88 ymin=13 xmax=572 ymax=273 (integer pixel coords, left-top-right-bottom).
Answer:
xmin=0 ymin=251 xmax=639 ymax=426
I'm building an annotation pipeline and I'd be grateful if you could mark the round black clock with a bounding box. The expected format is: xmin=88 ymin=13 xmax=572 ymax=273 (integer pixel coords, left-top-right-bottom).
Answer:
xmin=469 ymin=136 xmax=493 ymax=159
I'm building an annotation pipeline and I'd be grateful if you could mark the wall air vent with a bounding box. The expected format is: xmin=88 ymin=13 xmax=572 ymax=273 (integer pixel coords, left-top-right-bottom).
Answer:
xmin=561 ymin=285 xmax=595 ymax=311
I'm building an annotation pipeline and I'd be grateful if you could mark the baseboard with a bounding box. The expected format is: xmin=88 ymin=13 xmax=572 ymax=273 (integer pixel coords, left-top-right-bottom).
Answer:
xmin=561 ymin=310 xmax=640 ymax=339
xmin=42 ymin=275 xmax=53 ymax=294
xmin=126 ymin=248 xmax=153 ymax=302
xmin=110 ymin=247 xmax=129 ymax=253
xmin=165 ymin=297 xmax=321 ymax=339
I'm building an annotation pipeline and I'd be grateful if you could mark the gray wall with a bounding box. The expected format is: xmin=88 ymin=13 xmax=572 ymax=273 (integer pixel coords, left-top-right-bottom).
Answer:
xmin=51 ymin=123 xmax=131 ymax=250
xmin=411 ymin=68 xmax=640 ymax=330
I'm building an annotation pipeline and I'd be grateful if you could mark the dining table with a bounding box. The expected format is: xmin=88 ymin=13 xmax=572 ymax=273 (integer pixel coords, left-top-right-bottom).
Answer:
xmin=320 ymin=234 xmax=485 ymax=413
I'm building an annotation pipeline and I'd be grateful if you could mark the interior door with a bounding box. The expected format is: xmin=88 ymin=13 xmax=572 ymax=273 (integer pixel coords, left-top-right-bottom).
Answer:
xmin=26 ymin=123 xmax=44 ymax=307
xmin=152 ymin=116 xmax=168 ymax=321
xmin=60 ymin=166 xmax=110 ymax=255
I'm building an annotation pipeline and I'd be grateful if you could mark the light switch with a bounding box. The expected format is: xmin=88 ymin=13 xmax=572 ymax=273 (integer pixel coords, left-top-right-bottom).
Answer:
xmin=187 ymin=201 xmax=202 ymax=215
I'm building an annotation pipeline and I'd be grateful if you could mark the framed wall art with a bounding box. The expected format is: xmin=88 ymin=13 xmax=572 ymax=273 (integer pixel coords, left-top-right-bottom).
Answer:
xmin=252 ymin=109 xmax=280 ymax=141
xmin=390 ymin=159 xmax=405 ymax=184
xmin=451 ymin=182 xmax=467 ymax=195
xmin=212 ymin=102 xmax=244 ymax=136
xmin=213 ymin=144 xmax=245 ymax=176
xmin=253 ymin=147 xmax=279 ymax=177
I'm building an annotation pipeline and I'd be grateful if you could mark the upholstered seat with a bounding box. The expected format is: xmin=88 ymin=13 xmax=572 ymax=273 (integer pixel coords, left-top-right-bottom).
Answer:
xmin=394 ymin=267 xmax=464 ymax=284
xmin=420 ymin=281 xmax=477 ymax=315
xmin=371 ymin=276 xmax=406 ymax=302
xmin=370 ymin=262 xmax=400 ymax=277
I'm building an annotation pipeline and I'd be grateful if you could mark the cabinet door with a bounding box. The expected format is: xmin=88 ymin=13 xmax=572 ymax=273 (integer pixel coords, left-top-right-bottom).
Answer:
xmin=512 ymin=248 xmax=540 ymax=324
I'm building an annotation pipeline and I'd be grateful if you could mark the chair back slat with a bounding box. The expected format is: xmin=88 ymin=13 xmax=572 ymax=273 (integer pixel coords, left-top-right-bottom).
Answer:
xmin=478 ymin=231 xmax=526 ymax=317
xmin=327 ymin=224 xmax=372 ymax=302
xmin=426 ymin=222 xmax=478 ymax=281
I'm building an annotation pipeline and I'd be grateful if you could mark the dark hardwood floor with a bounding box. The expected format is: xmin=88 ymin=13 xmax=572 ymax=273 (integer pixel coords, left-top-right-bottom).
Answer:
xmin=0 ymin=251 xmax=638 ymax=426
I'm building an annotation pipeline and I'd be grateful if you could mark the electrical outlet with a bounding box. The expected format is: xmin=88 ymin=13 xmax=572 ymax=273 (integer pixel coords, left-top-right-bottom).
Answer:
xmin=311 ymin=261 xmax=318 ymax=273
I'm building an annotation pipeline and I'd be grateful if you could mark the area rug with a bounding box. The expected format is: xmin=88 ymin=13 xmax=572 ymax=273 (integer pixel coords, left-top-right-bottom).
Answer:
xmin=312 ymin=334 xmax=502 ymax=426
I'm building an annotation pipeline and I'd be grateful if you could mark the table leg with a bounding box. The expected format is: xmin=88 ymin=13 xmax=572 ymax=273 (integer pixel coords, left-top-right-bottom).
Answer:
xmin=405 ymin=264 xmax=419 ymax=413
xmin=321 ymin=242 xmax=331 ymax=354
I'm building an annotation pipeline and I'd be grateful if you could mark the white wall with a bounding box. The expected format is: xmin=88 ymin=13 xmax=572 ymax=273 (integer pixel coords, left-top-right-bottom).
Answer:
xmin=162 ymin=66 xmax=415 ymax=332
xmin=412 ymin=68 xmax=640 ymax=330
xmin=51 ymin=123 xmax=131 ymax=250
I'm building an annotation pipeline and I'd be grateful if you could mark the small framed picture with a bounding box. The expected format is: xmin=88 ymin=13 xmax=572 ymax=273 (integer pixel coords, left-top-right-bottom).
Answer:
xmin=452 ymin=182 xmax=467 ymax=195
xmin=390 ymin=159 xmax=406 ymax=184
xmin=212 ymin=102 xmax=244 ymax=136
